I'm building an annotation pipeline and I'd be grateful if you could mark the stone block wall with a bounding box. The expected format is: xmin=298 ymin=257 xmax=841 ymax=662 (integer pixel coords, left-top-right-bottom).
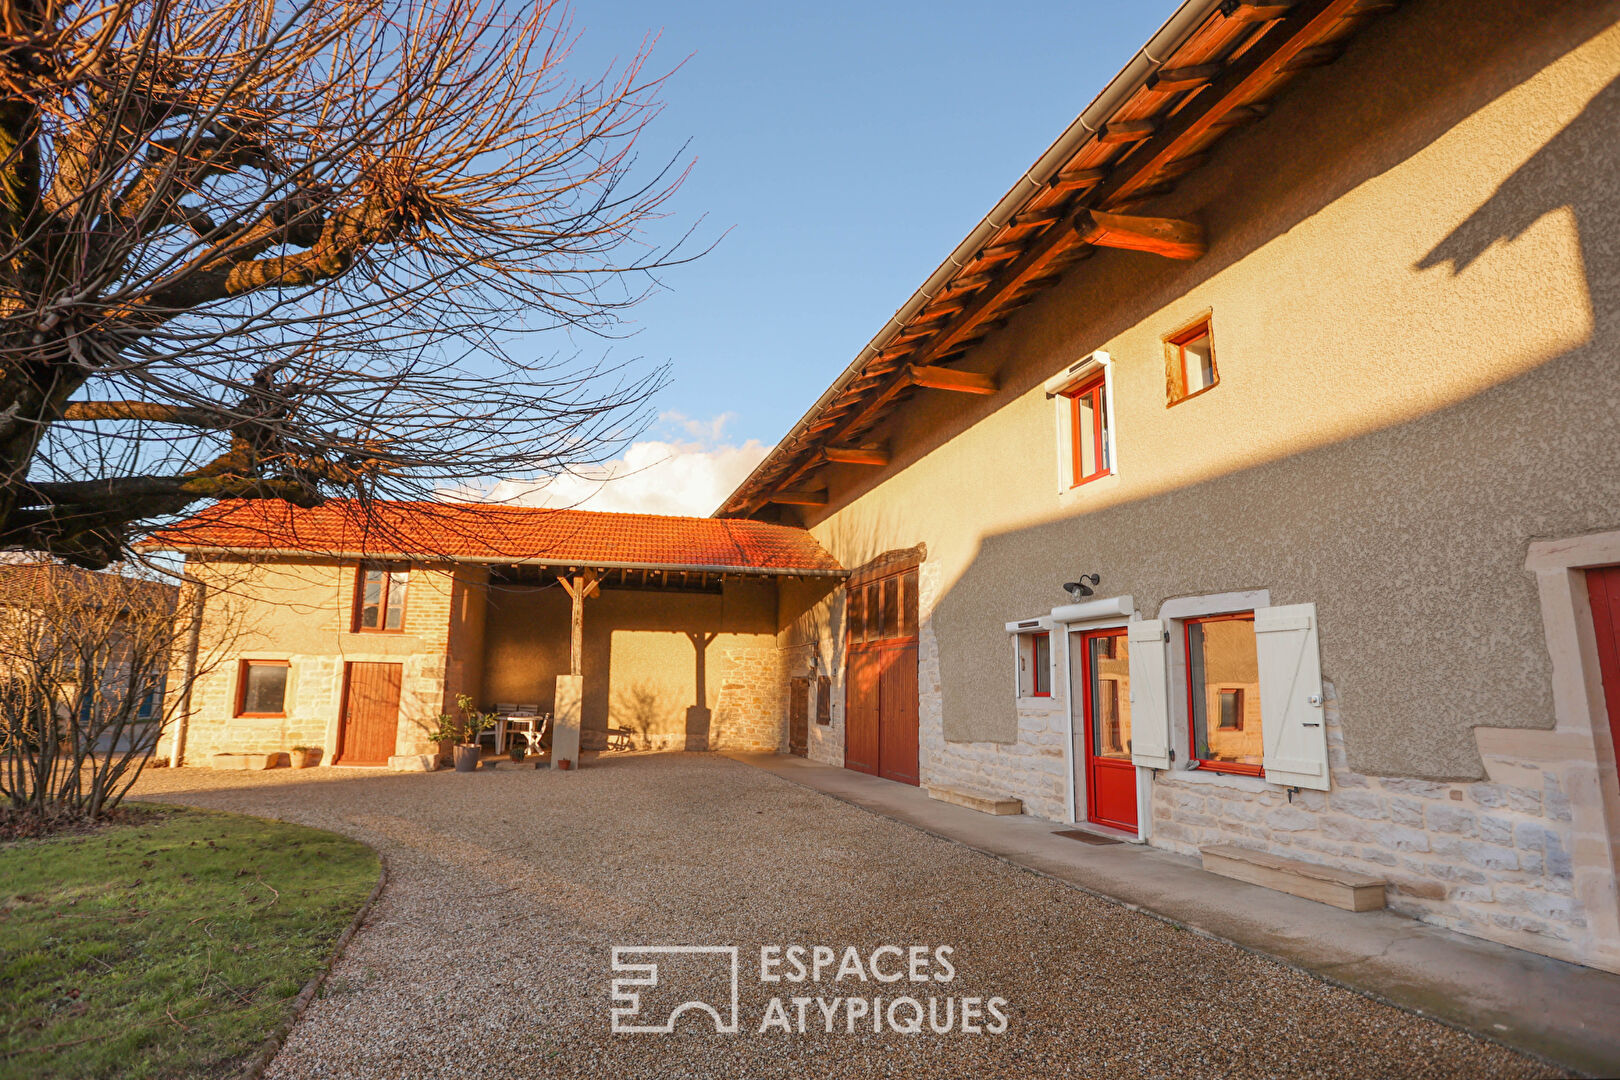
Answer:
xmin=711 ymin=645 xmax=785 ymax=752
xmin=915 ymin=558 xmax=1069 ymax=819
xmin=1148 ymin=676 xmax=1598 ymax=966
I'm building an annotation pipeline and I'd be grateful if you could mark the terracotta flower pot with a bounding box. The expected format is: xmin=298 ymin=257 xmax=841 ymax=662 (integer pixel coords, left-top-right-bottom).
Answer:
xmin=289 ymin=749 xmax=312 ymax=769
xmin=453 ymin=743 xmax=480 ymax=772
xmin=556 ymin=758 xmax=573 ymax=771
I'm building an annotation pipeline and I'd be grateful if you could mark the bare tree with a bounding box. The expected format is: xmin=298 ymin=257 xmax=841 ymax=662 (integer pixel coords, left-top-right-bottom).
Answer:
xmin=0 ymin=0 xmax=691 ymax=568
xmin=0 ymin=562 xmax=243 ymax=823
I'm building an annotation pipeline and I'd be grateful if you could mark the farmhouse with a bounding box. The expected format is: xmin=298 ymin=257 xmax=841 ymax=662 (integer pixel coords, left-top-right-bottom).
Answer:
xmin=151 ymin=0 xmax=1620 ymax=976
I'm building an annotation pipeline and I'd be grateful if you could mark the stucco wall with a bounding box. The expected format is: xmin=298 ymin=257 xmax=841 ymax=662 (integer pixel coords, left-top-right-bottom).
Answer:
xmin=799 ymin=0 xmax=1620 ymax=782
xmin=480 ymin=578 xmax=783 ymax=751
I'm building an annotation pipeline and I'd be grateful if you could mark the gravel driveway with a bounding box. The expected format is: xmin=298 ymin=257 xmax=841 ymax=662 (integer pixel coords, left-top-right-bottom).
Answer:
xmin=129 ymin=753 xmax=1555 ymax=1079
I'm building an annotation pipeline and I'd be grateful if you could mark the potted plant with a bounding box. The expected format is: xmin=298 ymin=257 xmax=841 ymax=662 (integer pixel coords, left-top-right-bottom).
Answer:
xmin=428 ymin=695 xmax=497 ymax=772
xmin=289 ymin=745 xmax=320 ymax=769
xmin=508 ymin=741 xmax=527 ymax=763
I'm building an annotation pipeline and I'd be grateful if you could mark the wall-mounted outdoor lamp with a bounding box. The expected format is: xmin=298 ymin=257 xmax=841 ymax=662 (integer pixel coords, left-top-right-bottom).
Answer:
xmin=1063 ymin=574 xmax=1100 ymax=601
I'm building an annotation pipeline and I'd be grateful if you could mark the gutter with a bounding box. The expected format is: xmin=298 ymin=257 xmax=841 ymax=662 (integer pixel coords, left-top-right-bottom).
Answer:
xmin=716 ymin=0 xmax=1227 ymax=515
xmin=155 ymin=546 xmax=849 ymax=579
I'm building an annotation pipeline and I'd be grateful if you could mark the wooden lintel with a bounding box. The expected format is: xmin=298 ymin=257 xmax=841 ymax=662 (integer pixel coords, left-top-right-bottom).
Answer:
xmin=769 ymin=490 xmax=829 ymax=507
xmin=1075 ymin=208 xmax=1205 ymax=260
xmin=823 ymin=446 xmax=889 ymax=467
xmin=906 ymin=365 xmax=997 ymax=395
xmin=1147 ymin=63 xmax=1224 ymax=92
xmin=1099 ymin=119 xmax=1156 ymax=144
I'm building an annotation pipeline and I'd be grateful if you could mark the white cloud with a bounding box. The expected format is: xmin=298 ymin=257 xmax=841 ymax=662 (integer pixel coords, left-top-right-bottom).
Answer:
xmin=476 ymin=413 xmax=769 ymax=518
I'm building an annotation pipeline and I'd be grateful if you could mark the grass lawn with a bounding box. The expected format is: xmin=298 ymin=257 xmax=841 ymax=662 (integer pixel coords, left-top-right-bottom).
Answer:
xmin=0 ymin=804 xmax=379 ymax=1079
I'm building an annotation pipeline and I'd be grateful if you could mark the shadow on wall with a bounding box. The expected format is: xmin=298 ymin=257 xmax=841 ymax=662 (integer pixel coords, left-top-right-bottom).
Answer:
xmin=928 ymin=69 xmax=1620 ymax=782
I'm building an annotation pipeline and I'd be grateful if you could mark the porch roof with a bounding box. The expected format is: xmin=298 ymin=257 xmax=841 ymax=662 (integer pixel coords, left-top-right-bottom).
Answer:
xmin=146 ymin=499 xmax=844 ymax=577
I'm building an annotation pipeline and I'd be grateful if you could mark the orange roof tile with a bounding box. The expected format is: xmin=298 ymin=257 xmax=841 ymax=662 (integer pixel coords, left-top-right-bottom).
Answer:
xmin=145 ymin=500 xmax=844 ymax=575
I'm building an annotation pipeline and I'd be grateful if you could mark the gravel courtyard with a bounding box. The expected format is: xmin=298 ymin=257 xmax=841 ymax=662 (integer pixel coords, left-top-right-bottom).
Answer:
xmin=129 ymin=754 xmax=1556 ymax=1080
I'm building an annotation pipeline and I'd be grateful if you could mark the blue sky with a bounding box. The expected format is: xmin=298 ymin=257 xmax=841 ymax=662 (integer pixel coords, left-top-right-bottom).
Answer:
xmin=513 ymin=1 xmax=1178 ymax=514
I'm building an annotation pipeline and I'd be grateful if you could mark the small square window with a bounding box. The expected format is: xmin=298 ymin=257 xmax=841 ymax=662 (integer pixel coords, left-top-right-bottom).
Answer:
xmin=1186 ymin=614 xmax=1262 ymax=775
xmin=237 ymin=661 xmax=289 ymax=717
xmin=1066 ymin=376 xmax=1111 ymax=486
xmin=1165 ymin=317 xmax=1218 ymax=405
xmin=1018 ymin=631 xmax=1052 ymax=698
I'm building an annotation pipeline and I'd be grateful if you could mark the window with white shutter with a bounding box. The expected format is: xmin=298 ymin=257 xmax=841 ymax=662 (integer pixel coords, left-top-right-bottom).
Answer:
xmin=1126 ymin=620 xmax=1170 ymax=769
xmin=1253 ymin=603 xmax=1330 ymax=791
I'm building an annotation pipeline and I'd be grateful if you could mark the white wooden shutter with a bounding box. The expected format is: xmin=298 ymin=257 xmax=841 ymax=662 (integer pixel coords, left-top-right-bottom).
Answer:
xmin=1127 ymin=620 xmax=1170 ymax=769
xmin=1254 ymin=603 xmax=1330 ymax=791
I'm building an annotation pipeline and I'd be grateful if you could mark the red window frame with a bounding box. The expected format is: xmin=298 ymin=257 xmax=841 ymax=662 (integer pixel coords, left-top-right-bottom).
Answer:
xmin=1066 ymin=375 xmax=1110 ymax=487
xmin=235 ymin=659 xmax=290 ymax=718
xmin=1184 ymin=613 xmax=1263 ymax=777
xmin=1023 ymin=631 xmax=1052 ymax=697
xmin=1167 ymin=318 xmax=1217 ymax=406
xmin=352 ymin=564 xmax=409 ymax=633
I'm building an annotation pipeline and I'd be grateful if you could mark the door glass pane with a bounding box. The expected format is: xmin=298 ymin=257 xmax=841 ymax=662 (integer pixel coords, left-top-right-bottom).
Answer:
xmin=846 ymin=585 xmax=865 ymax=643
xmin=1089 ymin=634 xmax=1131 ymax=759
xmin=1188 ymin=617 xmax=1262 ymax=766
xmin=383 ymin=570 xmax=408 ymax=630
xmin=899 ymin=569 xmax=918 ymax=638
xmin=882 ymin=575 xmax=901 ymax=640
xmin=1075 ymin=391 xmax=1097 ymax=478
xmin=241 ymin=663 xmax=287 ymax=715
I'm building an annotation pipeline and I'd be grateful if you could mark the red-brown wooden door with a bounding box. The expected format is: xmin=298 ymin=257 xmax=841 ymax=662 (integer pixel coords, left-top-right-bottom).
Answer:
xmin=789 ymin=677 xmax=810 ymax=757
xmin=1585 ymin=567 xmax=1620 ymax=793
xmin=337 ymin=662 xmax=402 ymax=765
xmin=844 ymin=565 xmax=919 ymax=785
xmin=1080 ymin=628 xmax=1137 ymax=832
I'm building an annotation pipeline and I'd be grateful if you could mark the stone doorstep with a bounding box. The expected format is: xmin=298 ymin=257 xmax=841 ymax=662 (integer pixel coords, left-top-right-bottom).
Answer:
xmin=1201 ymin=843 xmax=1388 ymax=913
xmin=928 ymin=785 xmax=1025 ymax=816
xmin=209 ymin=752 xmax=279 ymax=770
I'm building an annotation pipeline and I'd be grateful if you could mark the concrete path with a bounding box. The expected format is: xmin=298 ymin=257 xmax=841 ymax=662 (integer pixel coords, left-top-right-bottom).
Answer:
xmin=729 ymin=751 xmax=1620 ymax=1075
xmin=130 ymin=754 xmax=1569 ymax=1079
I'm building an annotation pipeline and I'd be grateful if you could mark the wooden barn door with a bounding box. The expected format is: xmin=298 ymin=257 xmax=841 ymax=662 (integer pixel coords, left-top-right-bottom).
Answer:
xmin=844 ymin=562 xmax=920 ymax=785
xmin=788 ymin=676 xmax=810 ymax=757
xmin=337 ymin=662 xmax=402 ymax=766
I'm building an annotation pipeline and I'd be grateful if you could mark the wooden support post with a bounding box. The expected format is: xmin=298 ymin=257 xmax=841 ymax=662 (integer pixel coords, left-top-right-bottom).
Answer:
xmin=1074 ymin=208 xmax=1206 ymax=260
xmin=556 ymin=569 xmax=600 ymax=676
xmin=906 ymin=364 xmax=998 ymax=395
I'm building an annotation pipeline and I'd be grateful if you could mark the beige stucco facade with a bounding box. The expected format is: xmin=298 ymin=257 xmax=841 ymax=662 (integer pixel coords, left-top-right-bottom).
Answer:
xmin=761 ymin=1 xmax=1620 ymax=971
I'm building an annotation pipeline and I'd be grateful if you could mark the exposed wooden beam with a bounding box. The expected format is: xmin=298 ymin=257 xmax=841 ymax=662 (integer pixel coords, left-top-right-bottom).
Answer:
xmin=1099 ymin=119 xmax=1156 ymax=143
xmin=945 ymin=270 xmax=996 ymax=291
xmin=1010 ymin=208 xmax=1064 ymax=229
xmin=907 ymin=365 xmax=997 ymax=395
xmin=1147 ymin=62 xmax=1224 ymax=92
xmin=1224 ymin=1 xmax=1296 ymax=21
xmin=1281 ymin=43 xmax=1344 ymax=70
xmin=823 ymin=446 xmax=890 ymax=467
xmin=729 ymin=0 xmax=1370 ymax=517
xmin=1074 ymin=209 xmax=1206 ymax=260
xmin=1048 ymin=166 xmax=1109 ymax=191
xmin=1095 ymin=0 xmax=1366 ymax=208
xmin=769 ymin=490 xmax=829 ymax=507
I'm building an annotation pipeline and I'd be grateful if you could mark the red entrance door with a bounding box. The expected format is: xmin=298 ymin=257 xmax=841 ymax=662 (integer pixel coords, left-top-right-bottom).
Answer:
xmin=1079 ymin=628 xmax=1137 ymax=832
xmin=1585 ymin=567 xmax=1620 ymax=791
xmin=843 ymin=564 xmax=920 ymax=785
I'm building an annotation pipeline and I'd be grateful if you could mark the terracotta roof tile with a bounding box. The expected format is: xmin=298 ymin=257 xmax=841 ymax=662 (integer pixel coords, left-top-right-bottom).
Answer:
xmin=145 ymin=500 xmax=844 ymax=575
